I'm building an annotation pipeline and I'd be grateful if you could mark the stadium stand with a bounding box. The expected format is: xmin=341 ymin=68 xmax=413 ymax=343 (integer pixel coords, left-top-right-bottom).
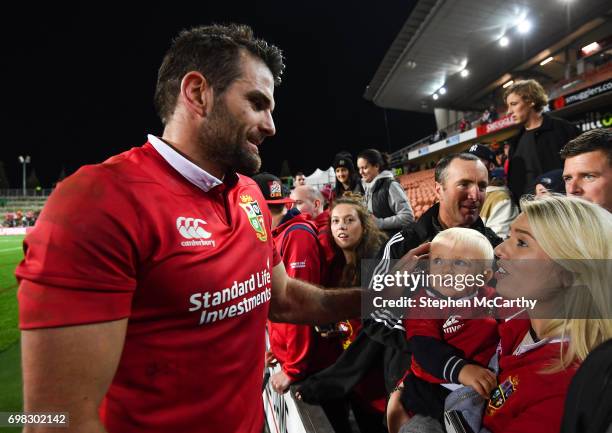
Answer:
xmin=398 ymin=169 xmax=436 ymax=220
xmin=366 ymin=0 xmax=611 ymax=177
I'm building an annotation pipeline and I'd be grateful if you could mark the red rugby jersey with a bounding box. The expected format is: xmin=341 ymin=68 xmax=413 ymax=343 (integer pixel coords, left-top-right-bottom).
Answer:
xmin=482 ymin=319 xmax=578 ymax=433
xmin=313 ymin=209 xmax=336 ymax=284
xmin=16 ymin=140 xmax=280 ymax=433
xmin=402 ymin=286 xmax=499 ymax=384
xmin=268 ymin=213 xmax=331 ymax=381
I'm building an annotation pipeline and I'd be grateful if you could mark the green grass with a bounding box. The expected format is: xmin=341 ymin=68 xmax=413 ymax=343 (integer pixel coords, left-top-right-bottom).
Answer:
xmin=0 ymin=235 xmax=24 ymax=429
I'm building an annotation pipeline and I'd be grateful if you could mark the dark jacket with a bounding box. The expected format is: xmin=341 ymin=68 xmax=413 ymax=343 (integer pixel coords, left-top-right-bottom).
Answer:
xmin=296 ymin=204 xmax=502 ymax=401
xmin=507 ymin=114 xmax=579 ymax=202
xmin=362 ymin=170 xmax=414 ymax=235
xmin=333 ymin=175 xmax=362 ymax=200
xmin=561 ymin=338 xmax=612 ymax=433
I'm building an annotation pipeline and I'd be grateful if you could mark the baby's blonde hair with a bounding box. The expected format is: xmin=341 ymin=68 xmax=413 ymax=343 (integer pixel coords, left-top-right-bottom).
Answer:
xmin=431 ymin=227 xmax=494 ymax=268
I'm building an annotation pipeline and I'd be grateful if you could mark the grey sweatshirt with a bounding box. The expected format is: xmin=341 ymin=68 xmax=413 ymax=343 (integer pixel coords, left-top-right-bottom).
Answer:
xmin=362 ymin=170 xmax=414 ymax=231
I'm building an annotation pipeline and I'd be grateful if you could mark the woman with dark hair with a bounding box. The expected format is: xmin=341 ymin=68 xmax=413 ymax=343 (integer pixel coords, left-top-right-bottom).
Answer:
xmin=356 ymin=149 xmax=413 ymax=236
xmin=332 ymin=152 xmax=361 ymax=200
xmin=298 ymin=194 xmax=389 ymax=433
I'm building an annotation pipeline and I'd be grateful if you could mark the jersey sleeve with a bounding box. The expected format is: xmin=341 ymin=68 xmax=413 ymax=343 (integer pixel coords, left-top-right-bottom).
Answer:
xmin=16 ymin=165 xmax=140 ymax=329
xmin=281 ymin=228 xmax=321 ymax=284
xmin=405 ymin=318 xmax=469 ymax=384
xmin=272 ymin=226 xmax=321 ymax=380
xmin=279 ymin=324 xmax=315 ymax=381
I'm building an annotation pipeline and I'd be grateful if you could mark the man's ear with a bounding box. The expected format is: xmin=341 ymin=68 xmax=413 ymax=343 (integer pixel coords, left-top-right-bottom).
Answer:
xmin=435 ymin=182 xmax=443 ymax=201
xmin=179 ymin=71 xmax=214 ymax=118
xmin=314 ymin=199 xmax=321 ymax=210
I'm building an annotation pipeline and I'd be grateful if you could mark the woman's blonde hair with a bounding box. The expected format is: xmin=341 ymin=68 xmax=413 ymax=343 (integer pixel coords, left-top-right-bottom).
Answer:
xmin=520 ymin=195 xmax=612 ymax=370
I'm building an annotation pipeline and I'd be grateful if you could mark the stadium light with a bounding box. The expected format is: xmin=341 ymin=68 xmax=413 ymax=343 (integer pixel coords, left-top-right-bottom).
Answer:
xmin=499 ymin=36 xmax=510 ymax=47
xmin=18 ymin=155 xmax=31 ymax=196
xmin=581 ymin=42 xmax=600 ymax=55
xmin=539 ymin=56 xmax=554 ymax=66
xmin=517 ymin=19 xmax=532 ymax=34
xmin=439 ymin=87 xmax=447 ymax=95
xmin=432 ymin=93 xmax=439 ymax=100
xmin=460 ymin=69 xmax=469 ymax=78
xmin=502 ymin=80 xmax=514 ymax=89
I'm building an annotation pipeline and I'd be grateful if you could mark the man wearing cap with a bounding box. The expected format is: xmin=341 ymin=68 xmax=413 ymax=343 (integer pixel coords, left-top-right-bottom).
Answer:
xmin=254 ymin=173 xmax=340 ymax=395
xmin=468 ymin=144 xmax=518 ymax=238
xmin=534 ymin=169 xmax=565 ymax=197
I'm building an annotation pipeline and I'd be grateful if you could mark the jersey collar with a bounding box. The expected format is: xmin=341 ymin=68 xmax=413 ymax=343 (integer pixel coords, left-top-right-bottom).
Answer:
xmin=512 ymin=330 xmax=569 ymax=356
xmin=148 ymin=134 xmax=223 ymax=192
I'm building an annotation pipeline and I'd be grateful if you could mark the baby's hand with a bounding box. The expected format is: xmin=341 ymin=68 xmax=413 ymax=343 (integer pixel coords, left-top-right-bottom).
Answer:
xmin=458 ymin=364 xmax=497 ymax=399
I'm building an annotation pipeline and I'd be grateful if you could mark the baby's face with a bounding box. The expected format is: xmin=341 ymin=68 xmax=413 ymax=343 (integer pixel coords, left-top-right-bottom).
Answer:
xmin=429 ymin=238 xmax=490 ymax=297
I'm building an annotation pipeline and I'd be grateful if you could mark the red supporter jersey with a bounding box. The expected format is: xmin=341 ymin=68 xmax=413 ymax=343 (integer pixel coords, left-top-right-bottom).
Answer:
xmin=403 ymin=286 xmax=499 ymax=383
xmin=16 ymin=141 xmax=281 ymax=433
xmin=482 ymin=318 xmax=578 ymax=433
xmin=313 ymin=209 xmax=336 ymax=284
xmin=268 ymin=213 xmax=339 ymax=380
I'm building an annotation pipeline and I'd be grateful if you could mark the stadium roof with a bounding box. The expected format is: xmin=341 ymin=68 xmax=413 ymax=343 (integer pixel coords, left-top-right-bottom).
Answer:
xmin=364 ymin=0 xmax=612 ymax=113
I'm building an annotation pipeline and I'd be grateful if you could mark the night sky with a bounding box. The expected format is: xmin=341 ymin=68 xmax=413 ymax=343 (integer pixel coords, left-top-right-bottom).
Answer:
xmin=4 ymin=3 xmax=436 ymax=188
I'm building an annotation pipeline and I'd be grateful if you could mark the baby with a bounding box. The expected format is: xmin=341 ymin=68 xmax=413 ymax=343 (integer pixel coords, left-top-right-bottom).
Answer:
xmin=387 ymin=227 xmax=499 ymax=433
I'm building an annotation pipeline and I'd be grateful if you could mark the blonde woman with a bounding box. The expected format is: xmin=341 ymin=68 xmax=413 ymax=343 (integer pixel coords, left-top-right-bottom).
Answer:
xmin=484 ymin=195 xmax=612 ymax=433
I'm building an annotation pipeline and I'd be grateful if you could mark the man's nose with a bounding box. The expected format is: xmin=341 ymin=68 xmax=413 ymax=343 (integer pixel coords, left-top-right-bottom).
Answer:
xmin=466 ymin=184 xmax=479 ymax=199
xmin=260 ymin=111 xmax=275 ymax=137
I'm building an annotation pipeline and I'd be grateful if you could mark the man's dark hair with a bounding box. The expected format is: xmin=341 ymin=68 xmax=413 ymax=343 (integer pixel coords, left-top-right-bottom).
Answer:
xmin=295 ymin=172 xmax=305 ymax=177
xmin=560 ymin=128 xmax=612 ymax=166
xmin=154 ymin=23 xmax=285 ymax=124
xmin=434 ymin=153 xmax=480 ymax=184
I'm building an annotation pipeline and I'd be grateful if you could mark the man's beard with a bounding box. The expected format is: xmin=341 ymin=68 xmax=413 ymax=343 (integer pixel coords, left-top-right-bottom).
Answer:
xmin=198 ymin=98 xmax=262 ymax=176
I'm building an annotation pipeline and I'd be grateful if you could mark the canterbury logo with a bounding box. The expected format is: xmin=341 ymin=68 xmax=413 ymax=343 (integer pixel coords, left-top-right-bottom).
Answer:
xmin=443 ymin=315 xmax=463 ymax=334
xmin=176 ymin=217 xmax=212 ymax=239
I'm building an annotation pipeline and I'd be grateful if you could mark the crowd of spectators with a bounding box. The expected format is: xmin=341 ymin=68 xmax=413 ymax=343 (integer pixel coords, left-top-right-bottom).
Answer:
xmin=265 ymin=97 xmax=611 ymax=432
xmin=3 ymin=210 xmax=38 ymax=227
xmin=425 ymin=105 xmax=501 ymax=146
xmin=15 ymin=25 xmax=611 ymax=433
